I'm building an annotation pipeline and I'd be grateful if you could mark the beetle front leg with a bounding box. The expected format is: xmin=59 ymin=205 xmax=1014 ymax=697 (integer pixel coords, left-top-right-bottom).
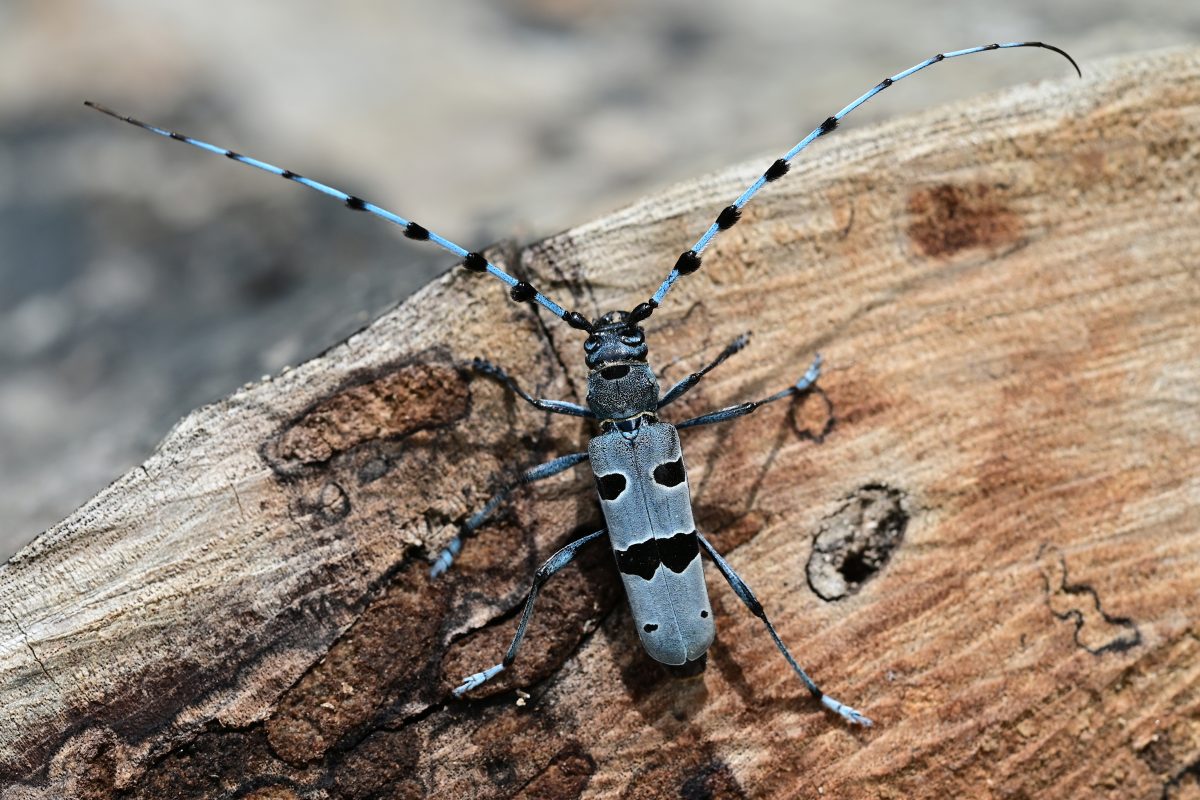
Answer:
xmin=658 ymin=333 xmax=750 ymax=408
xmin=472 ymin=358 xmax=593 ymax=418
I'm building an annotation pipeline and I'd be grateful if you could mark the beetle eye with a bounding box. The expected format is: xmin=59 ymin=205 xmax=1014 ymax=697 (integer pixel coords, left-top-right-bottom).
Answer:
xmin=584 ymin=336 xmax=599 ymax=352
xmin=620 ymin=331 xmax=643 ymax=346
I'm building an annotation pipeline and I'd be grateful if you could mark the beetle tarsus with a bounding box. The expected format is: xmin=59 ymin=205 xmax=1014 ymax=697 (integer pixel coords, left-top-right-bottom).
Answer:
xmin=454 ymin=664 xmax=504 ymax=696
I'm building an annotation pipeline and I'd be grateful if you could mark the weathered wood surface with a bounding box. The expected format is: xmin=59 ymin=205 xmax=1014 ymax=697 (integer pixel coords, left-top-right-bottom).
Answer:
xmin=2 ymin=47 xmax=1198 ymax=799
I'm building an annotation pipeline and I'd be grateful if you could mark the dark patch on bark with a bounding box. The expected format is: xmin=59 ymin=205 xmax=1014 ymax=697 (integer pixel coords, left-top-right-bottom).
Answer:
xmin=298 ymin=480 xmax=350 ymax=524
xmin=680 ymin=757 xmax=749 ymax=800
xmin=131 ymin=723 xmax=315 ymax=800
xmin=1161 ymin=757 xmax=1200 ymax=800
xmin=266 ymin=558 xmax=451 ymax=765
xmin=807 ymin=484 xmax=908 ymax=601
xmin=907 ymin=183 xmax=1021 ymax=258
xmin=511 ymin=743 xmax=596 ymax=799
xmin=329 ymin=725 xmax=425 ymax=799
xmin=616 ymin=744 xmax=746 ymax=800
xmin=262 ymin=354 xmax=470 ymax=478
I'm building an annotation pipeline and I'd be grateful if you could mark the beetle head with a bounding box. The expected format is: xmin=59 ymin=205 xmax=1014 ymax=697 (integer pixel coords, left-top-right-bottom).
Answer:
xmin=583 ymin=310 xmax=648 ymax=369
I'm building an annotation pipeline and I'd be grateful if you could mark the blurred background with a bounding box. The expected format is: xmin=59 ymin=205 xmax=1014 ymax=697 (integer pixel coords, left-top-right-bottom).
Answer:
xmin=1 ymin=0 xmax=1196 ymax=560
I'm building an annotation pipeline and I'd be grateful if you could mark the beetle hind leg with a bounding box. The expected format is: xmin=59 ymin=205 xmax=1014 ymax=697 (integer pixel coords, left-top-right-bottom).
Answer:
xmin=696 ymin=531 xmax=873 ymax=726
xmin=453 ymin=527 xmax=606 ymax=697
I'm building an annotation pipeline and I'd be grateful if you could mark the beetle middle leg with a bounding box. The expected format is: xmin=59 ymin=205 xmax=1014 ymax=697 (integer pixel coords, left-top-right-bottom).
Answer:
xmin=453 ymin=527 xmax=606 ymax=696
xmin=674 ymin=353 xmax=822 ymax=430
xmin=431 ymin=451 xmax=591 ymax=577
xmin=697 ymin=531 xmax=872 ymax=726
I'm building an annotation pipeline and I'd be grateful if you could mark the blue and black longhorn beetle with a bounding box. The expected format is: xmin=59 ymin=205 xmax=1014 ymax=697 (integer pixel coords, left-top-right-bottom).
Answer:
xmin=89 ymin=41 xmax=1078 ymax=727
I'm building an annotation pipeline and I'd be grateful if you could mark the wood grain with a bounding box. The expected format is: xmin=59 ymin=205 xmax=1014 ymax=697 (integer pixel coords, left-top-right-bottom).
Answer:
xmin=2 ymin=47 xmax=1197 ymax=799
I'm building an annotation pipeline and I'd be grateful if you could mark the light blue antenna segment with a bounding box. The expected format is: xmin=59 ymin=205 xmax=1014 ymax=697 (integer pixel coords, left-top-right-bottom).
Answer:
xmin=650 ymin=274 xmax=676 ymax=306
xmin=426 ymin=231 xmax=468 ymax=258
xmin=83 ymin=101 xmax=582 ymax=326
xmin=649 ymin=41 xmax=1079 ymax=310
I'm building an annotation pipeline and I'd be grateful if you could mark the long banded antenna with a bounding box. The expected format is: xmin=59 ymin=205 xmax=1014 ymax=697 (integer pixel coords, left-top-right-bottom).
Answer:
xmin=84 ymin=101 xmax=594 ymax=334
xmin=624 ymin=41 xmax=1080 ymax=326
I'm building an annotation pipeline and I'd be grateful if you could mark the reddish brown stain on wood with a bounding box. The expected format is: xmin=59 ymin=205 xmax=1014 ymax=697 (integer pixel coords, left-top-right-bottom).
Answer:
xmin=907 ymin=183 xmax=1021 ymax=257
xmin=329 ymin=726 xmax=424 ymax=799
xmin=266 ymin=563 xmax=450 ymax=765
xmin=511 ymin=744 xmax=596 ymax=799
xmin=441 ymin=528 xmax=620 ymax=699
xmin=130 ymin=726 xmax=316 ymax=800
xmin=243 ymin=789 xmax=302 ymax=800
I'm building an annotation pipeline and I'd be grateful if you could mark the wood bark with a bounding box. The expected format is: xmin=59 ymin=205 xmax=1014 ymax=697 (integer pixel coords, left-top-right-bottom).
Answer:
xmin=2 ymin=47 xmax=1198 ymax=799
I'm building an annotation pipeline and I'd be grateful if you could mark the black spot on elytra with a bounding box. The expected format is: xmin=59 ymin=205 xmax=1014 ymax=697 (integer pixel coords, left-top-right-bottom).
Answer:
xmin=700 ymin=610 xmax=709 ymax=618
xmin=660 ymin=531 xmax=699 ymax=573
xmin=615 ymin=531 xmax=699 ymax=580
xmin=600 ymin=364 xmax=630 ymax=380
xmin=616 ymin=540 xmax=658 ymax=581
xmin=596 ymin=472 xmax=627 ymax=501
xmin=643 ymin=623 xmax=658 ymax=632
xmin=653 ymin=457 xmax=686 ymax=487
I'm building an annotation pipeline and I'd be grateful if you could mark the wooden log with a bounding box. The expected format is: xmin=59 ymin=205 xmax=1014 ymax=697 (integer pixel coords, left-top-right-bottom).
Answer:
xmin=2 ymin=47 xmax=1197 ymax=799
